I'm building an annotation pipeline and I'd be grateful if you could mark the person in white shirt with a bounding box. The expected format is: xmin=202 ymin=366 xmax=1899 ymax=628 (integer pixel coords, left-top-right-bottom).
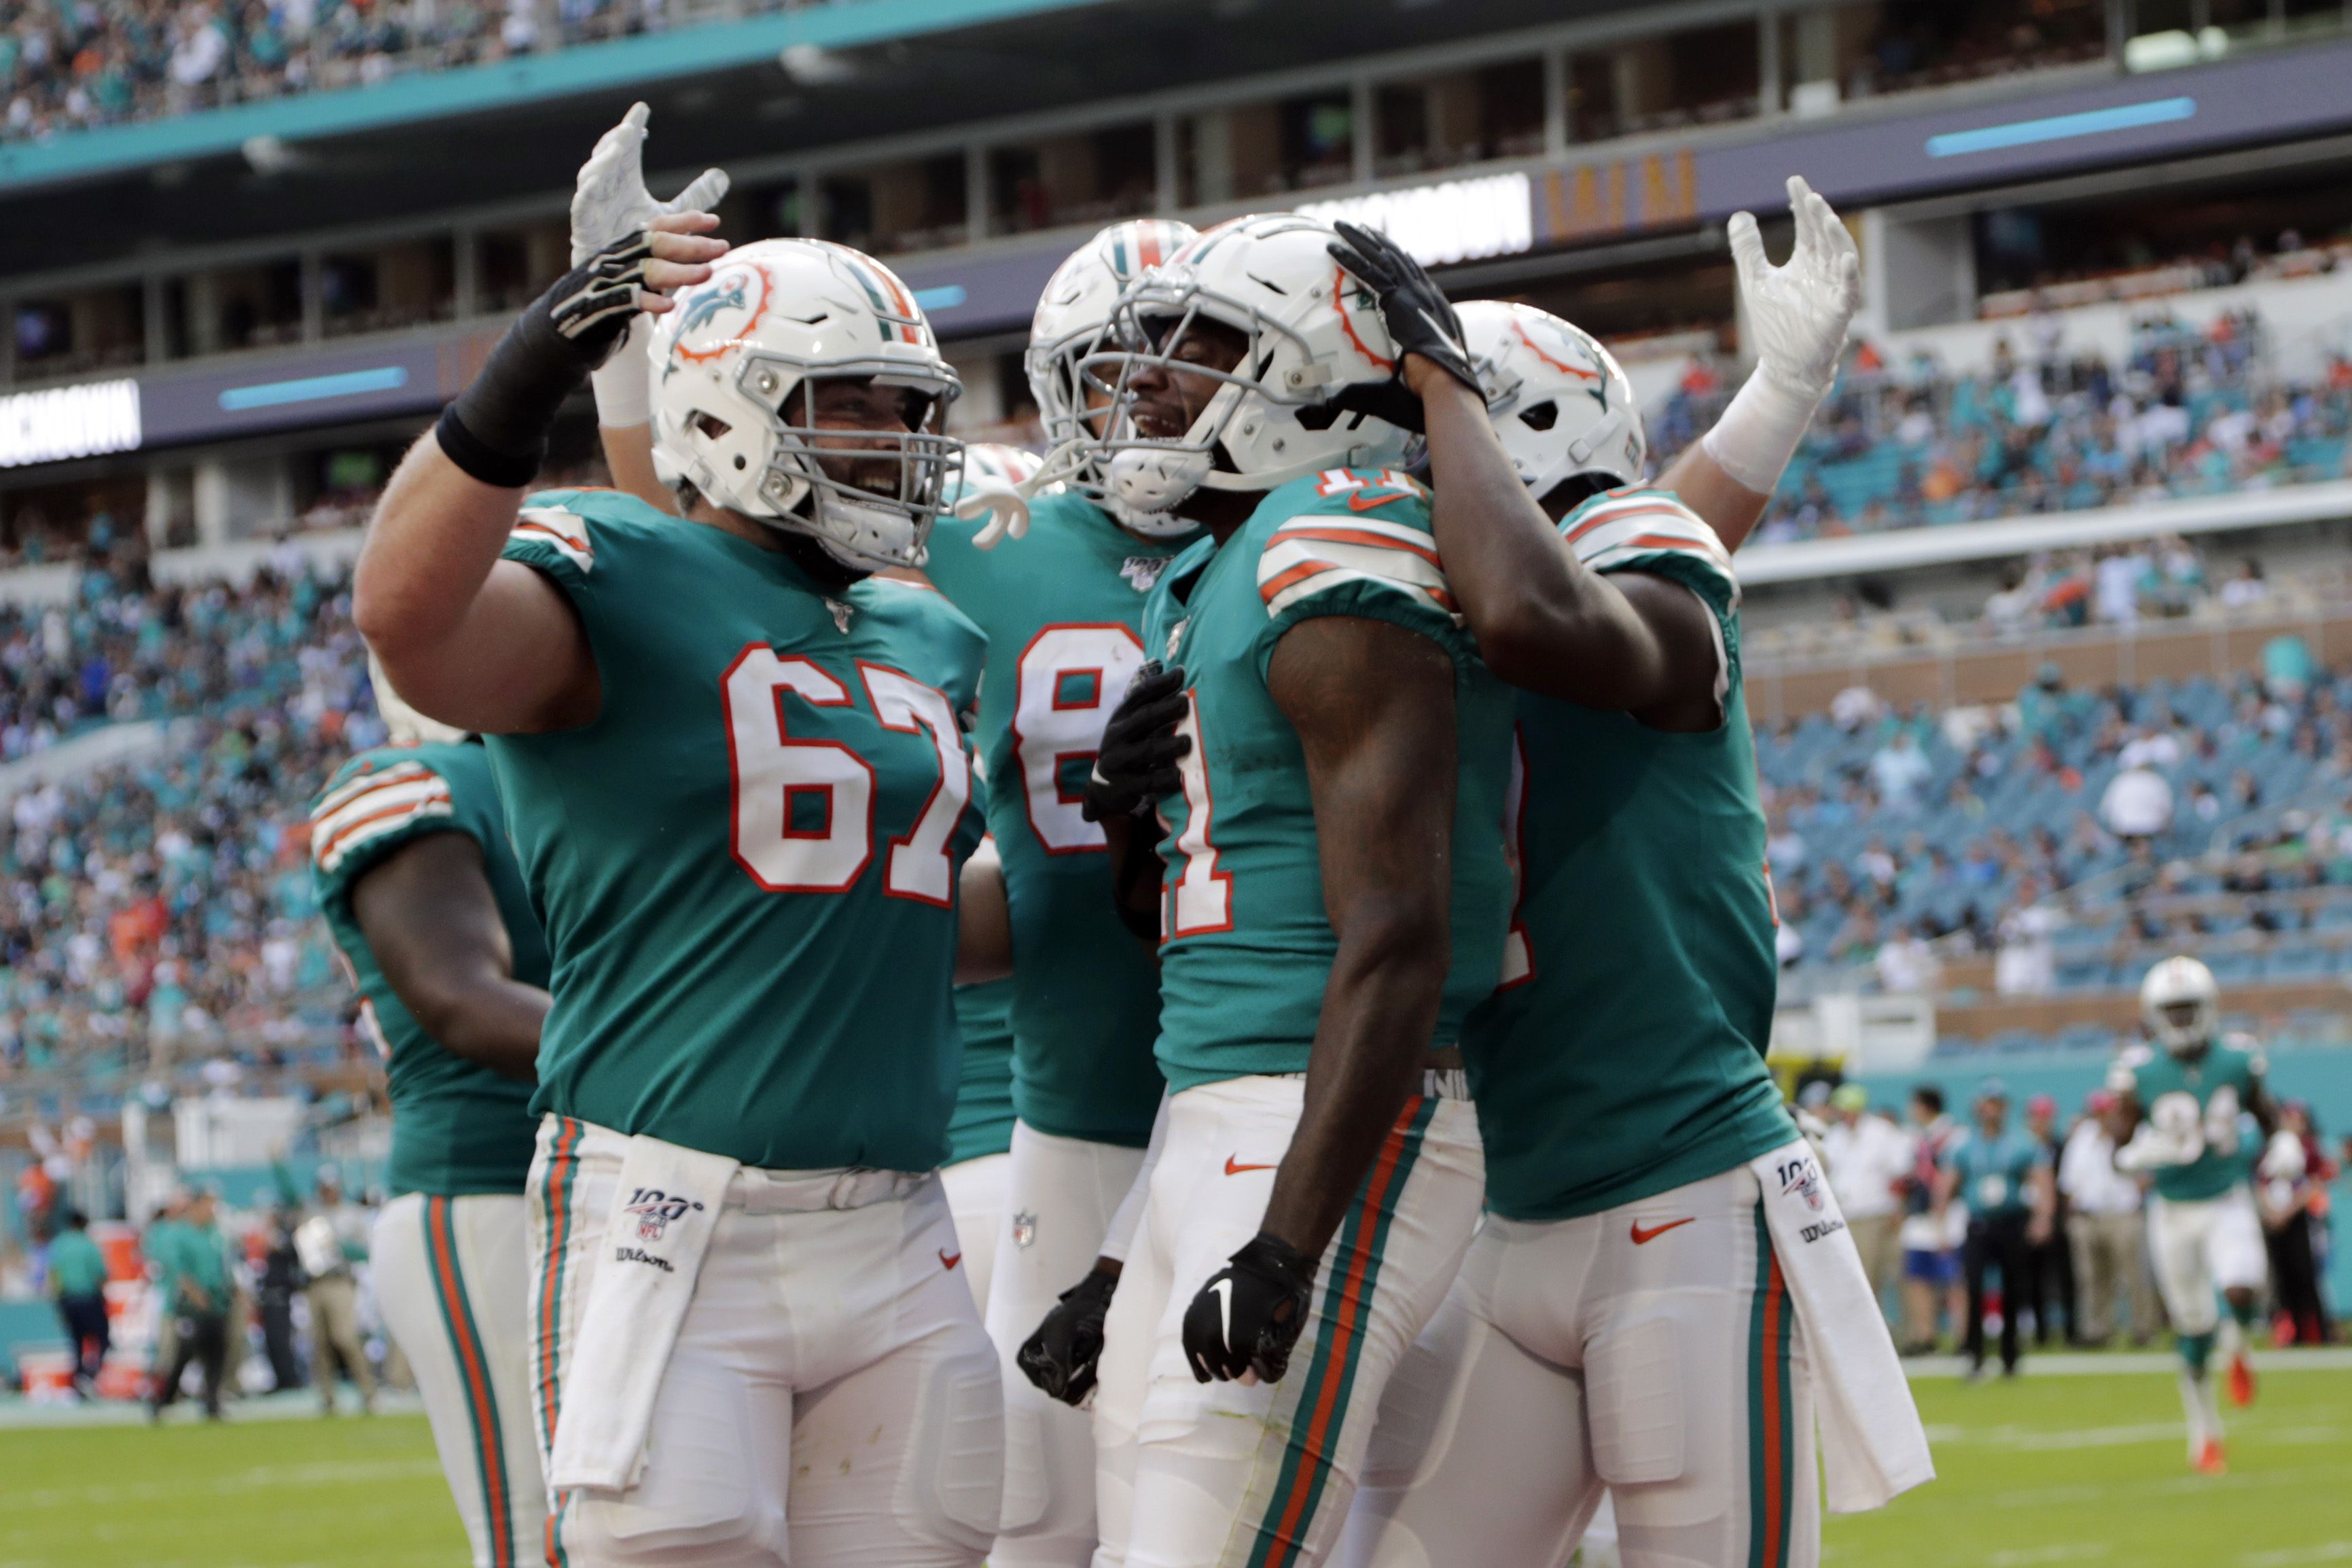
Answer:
xmin=2101 ymin=764 xmax=2175 ymax=844
xmin=1994 ymin=887 xmax=2060 ymax=997
xmin=1875 ymin=923 xmax=1942 ymax=996
xmin=1823 ymin=1086 xmax=1916 ymax=1313
xmin=2058 ymin=1090 xmax=2158 ymax=1346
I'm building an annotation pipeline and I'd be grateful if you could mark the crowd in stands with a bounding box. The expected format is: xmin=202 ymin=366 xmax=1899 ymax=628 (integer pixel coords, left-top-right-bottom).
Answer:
xmin=1651 ymin=307 xmax=2352 ymax=545
xmin=1757 ymin=649 xmax=2352 ymax=1012
xmin=0 ymin=0 xmax=840 ymax=142
xmin=0 ymin=533 xmax=376 ymax=1107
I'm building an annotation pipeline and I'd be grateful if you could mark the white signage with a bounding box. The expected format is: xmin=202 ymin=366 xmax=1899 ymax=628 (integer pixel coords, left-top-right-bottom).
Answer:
xmin=0 ymin=378 xmax=142 ymax=468
xmin=1299 ymin=171 xmax=1534 ymax=269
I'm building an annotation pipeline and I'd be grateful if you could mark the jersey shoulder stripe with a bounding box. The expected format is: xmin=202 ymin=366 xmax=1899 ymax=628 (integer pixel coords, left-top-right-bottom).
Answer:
xmin=510 ymin=505 xmax=596 ymax=576
xmin=1561 ymin=488 xmax=1736 ymax=605
xmin=310 ymin=763 xmax=455 ymax=875
xmin=1258 ymin=510 xmax=1459 ymax=623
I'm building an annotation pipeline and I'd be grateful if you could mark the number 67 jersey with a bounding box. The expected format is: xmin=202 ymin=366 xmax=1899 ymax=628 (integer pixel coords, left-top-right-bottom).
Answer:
xmin=491 ymin=489 xmax=986 ymax=1174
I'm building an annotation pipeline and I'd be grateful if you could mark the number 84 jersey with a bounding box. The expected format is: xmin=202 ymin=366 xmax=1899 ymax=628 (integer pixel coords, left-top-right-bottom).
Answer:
xmin=493 ymin=490 xmax=986 ymax=1175
xmin=923 ymin=490 xmax=1190 ymax=1149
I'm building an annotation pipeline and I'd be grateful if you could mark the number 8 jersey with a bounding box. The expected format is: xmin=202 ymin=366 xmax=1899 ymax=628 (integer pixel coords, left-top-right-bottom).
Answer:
xmin=492 ymin=489 xmax=986 ymax=1173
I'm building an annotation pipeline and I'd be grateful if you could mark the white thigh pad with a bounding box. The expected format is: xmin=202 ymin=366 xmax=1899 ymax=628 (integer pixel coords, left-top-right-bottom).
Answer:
xmin=1586 ymin=1311 xmax=1686 ymax=1488
xmin=569 ymin=1361 xmax=781 ymax=1564
xmin=895 ymin=1335 xmax=1006 ymax=1549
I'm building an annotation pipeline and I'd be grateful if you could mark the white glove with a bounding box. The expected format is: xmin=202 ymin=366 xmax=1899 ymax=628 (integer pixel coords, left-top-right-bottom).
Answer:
xmin=1702 ymin=175 xmax=1861 ymax=495
xmin=2114 ymin=1123 xmax=2198 ymax=1173
xmin=1728 ymin=174 xmax=1860 ymax=399
xmin=956 ymin=481 xmax=1033 ymax=550
xmin=573 ymin=103 xmax=728 ymax=429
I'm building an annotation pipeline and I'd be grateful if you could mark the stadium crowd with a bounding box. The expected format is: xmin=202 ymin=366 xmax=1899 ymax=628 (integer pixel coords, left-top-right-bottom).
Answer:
xmin=0 ymin=0 xmax=844 ymax=141
xmin=1758 ymin=647 xmax=2352 ymax=996
xmin=0 ymin=543 xmax=374 ymax=1102
xmin=1652 ymin=308 xmax=2352 ymax=544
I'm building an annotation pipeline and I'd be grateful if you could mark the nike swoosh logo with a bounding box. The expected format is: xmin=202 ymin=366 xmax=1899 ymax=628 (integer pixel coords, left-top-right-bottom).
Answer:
xmin=1224 ymin=1156 xmax=1278 ymax=1176
xmin=1212 ymin=1277 xmax=1234 ymax=1349
xmin=938 ymin=1249 xmax=962 ymax=1270
xmin=1345 ymin=490 xmax=1408 ymax=512
xmin=1629 ymin=1217 xmax=1696 ymax=1245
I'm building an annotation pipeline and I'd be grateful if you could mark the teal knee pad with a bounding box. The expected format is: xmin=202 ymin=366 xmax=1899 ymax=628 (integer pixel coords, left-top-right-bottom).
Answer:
xmin=2177 ymin=1331 xmax=2215 ymax=1374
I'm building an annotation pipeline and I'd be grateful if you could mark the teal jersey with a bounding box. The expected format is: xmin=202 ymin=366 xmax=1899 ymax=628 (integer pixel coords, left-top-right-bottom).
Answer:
xmin=924 ymin=491 xmax=1192 ymax=1145
xmin=947 ymin=978 xmax=1017 ymax=1166
xmin=2112 ymin=1037 xmax=2267 ymax=1202
xmin=1944 ymin=1126 xmax=2048 ymax=1218
xmin=1139 ymin=469 xmax=1515 ymax=1090
xmin=311 ymin=741 xmax=545 ymax=1198
xmin=491 ymin=491 xmax=986 ymax=1172
xmin=47 ymin=1229 xmax=107 ymax=1298
xmin=1463 ymin=488 xmax=1794 ymax=1222
xmin=165 ymin=1222 xmax=231 ymax=1314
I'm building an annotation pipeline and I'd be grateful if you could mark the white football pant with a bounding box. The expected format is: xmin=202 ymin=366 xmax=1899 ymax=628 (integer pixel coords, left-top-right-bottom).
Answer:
xmin=986 ymin=1121 xmax=1148 ymax=1567
xmin=527 ymin=1117 xmax=1003 ymax=1567
xmin=2146 ymin=1186 xmax=2266 ymax=1336
xmin=1094 ymin=1073 xmax=1484 ymax=1568
xmin=1342 ymin=1161 xmax=1819 ymax=1568
xmin=375 ymin=1192 xmax=546 ymax=1568
xmin=942 ymin=1152 xmax=1012 ymax=1313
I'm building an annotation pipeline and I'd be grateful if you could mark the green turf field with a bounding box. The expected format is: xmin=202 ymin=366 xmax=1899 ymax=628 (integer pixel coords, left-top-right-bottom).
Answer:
xmin=3 ymin=1368 xmax=2349 ymax=1566
xmin=1823 ymin=1366 xmax=2352 ymax=1568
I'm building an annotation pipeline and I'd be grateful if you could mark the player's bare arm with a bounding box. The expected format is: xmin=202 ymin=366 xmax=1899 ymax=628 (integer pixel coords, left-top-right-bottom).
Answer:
xmin=957 ymin=838 xmax=1014 ymax=986
xmin=351 ymin=830 xmax=548 ymax=1081
xmin=354 ymin=213 xmax=724 ymax=735
xmin=1408 ymin=353 xmax=1722 ymax=728
xmin=1260 ymin=616 xmax=1457 ymax=1261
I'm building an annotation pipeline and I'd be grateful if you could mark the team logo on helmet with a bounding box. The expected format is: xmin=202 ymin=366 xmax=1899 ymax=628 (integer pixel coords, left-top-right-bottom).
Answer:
xmin=1509 ymin=317 xmax=1611 ymax=412
xmin=669 ymin=260 xmax=775 ymax=368
xmin=622 ymin=1186 xmax=707 ymax=1243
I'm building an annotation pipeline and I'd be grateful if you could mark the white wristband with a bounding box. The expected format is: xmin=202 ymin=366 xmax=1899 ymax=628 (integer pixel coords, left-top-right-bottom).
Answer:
xmin=590 ymin=315 xmax=652 ymax=429
xmin=1699 ymin=366 xmax=1825 ymax=495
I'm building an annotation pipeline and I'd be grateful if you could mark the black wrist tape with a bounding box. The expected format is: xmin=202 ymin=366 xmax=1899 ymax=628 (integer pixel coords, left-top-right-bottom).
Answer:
xmin=435 ymin=405 xmax=544 ymax=490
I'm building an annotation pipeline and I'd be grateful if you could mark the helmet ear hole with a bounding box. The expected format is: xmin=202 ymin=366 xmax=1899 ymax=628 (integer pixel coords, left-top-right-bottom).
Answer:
xmin=1518 ymin=400 xmax=1559 ymax=432
xmin=693 ymin=412 xmax=733 ymax=440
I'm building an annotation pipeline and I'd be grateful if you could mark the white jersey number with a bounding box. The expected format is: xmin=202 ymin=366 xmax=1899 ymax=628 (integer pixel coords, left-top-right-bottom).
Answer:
xmin=1162 ymin=688 xmax=1232 ymax=938
xmin=863 ymin=664 xmax=971 ymax=906
xmin=723 ymin=648 xmax=967 ymax=898
xmin=1014 ymin=624 xmax=1149 ymax=854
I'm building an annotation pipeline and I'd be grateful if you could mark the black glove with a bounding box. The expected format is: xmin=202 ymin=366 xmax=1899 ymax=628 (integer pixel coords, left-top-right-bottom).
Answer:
xmin=1181 ymin=1230 xmax=1318 ymax=1385
xmin=440 ymin=230 xmax=662 ymax=488
xmin=1017 ymin=1263 xmax=1120 ymax=1406
xmin=1326 ymin=219 xmax=1481 ymax=397
xmin=1080 ymin=661 xmax=1190 ymax=823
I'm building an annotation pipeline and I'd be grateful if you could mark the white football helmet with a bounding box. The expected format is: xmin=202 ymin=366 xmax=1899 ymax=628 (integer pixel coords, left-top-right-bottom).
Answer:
xmin=368 ymin=653 xmax=465 ymax=746
xmin=1457 ymin=300 xmax=1646 ymax=504
xmin=1083 ymin=213 xmax=1419 ymax=516
xmin=1026 ymin=219 xmax=1199 ymax=537
xmin=2140 ymin=955 xmax=2220 ymax=1056
xmin=648 ymin=238 xmax=962 ymax=571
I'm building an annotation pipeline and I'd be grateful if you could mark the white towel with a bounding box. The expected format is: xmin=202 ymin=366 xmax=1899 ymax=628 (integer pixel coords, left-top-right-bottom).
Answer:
xmin=1749 ymin=1142 xmax=1936 ymax=1514
xmin=548 ymin=1133 xmax=739 ymax=1492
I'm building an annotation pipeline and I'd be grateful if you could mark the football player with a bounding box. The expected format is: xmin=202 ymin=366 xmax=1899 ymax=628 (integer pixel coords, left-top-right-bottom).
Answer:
xmin=1073 ymin=212 xmax=1516 ymax=1568
xmin=312 ymin=669 xmax=551 ymax=1568
xmin=2113 ymin=955 xmax=2275 ymax=1474
xmin=357 ymin=126 xmax=1005 ymax=1565
xmin=1328 ymin=195 xmax=1927 ymax=1567
xmin=923 ymin=227 xmax=1196 ymax=1568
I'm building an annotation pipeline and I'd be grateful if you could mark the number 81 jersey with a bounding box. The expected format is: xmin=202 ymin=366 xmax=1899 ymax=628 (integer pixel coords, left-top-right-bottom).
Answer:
xmin=493 ymin=490 xmax=986 ymax=1174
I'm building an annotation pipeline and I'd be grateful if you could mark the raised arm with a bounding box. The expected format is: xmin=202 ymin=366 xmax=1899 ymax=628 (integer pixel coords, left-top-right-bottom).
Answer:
xmin=957 ymin=837 xmax=1014 ymax=986
xmin=351 ymin=831 xmax=548 ymax=1081
xmin=1409 ymin=356 xmax=1722 ymax=724
xmin=353 ymin=216 xmax=724 ymax=734
xmin=1669 ymin=175 xmax=1859 ymax=552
